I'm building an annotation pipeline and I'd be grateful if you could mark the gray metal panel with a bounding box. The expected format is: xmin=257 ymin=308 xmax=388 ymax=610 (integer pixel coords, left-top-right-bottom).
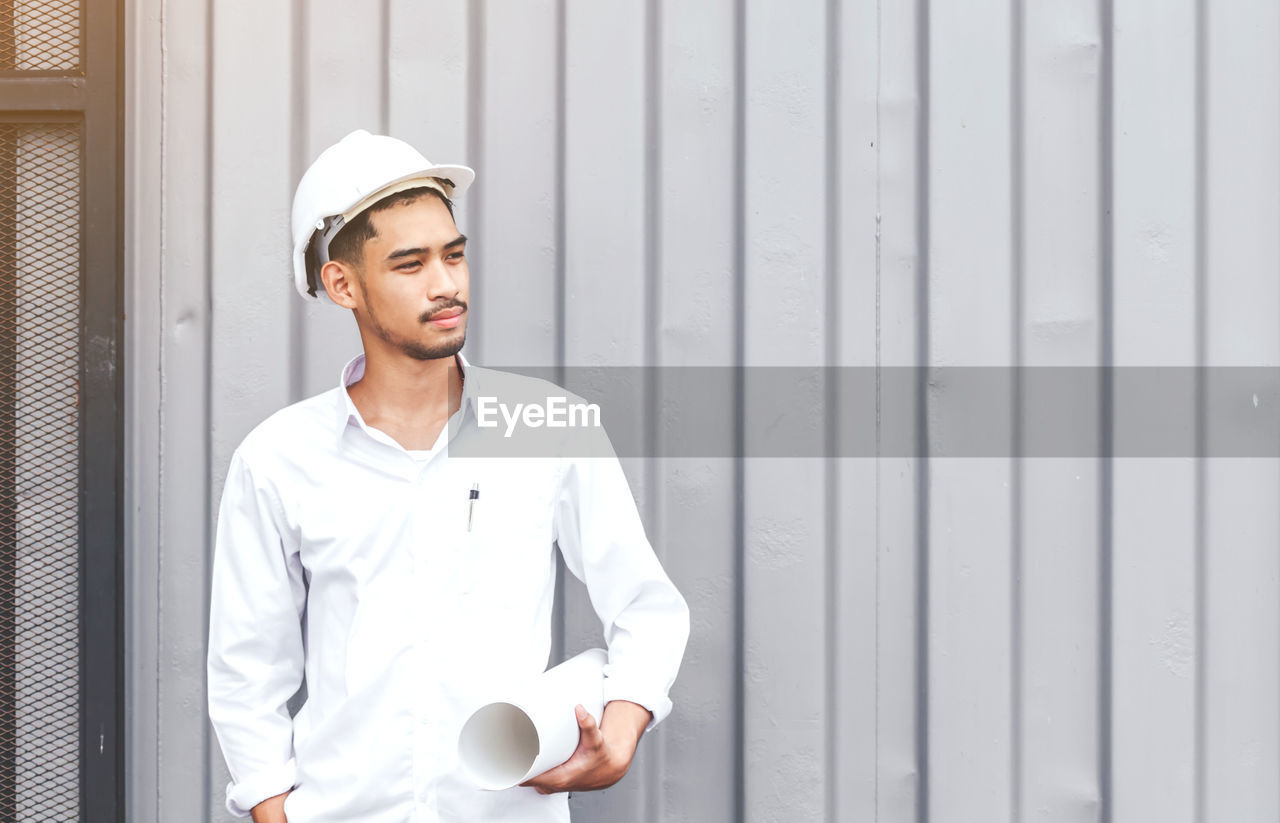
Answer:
xmin=833 ymin=0 xmax=881 ymax=819
xmin=741 ymin=1 xmax=830 ymax=820
xmin=875 ymin=0 xmax=927 ymax=819
xmin=831 ymin=7 xmax=876 ymax=823
xmin=297 ymin=0 xmax=383 ymax=401
xmin=207 ymin=3 xmax=301 ymax=820
xmin=560 ymin=2 xmax=654 ymax=820
xmin=387 ymin=0 xmax=471 ymax=207
xmin=1202 ymin=3 xmax=1280 ymax=821
xmin=927 ymin=0 xmax=1016 ymax=820
xmin=1019 ymin=1 xmax=1104 ymax=822
xmin=1203 ymin=460 xmax=1280 ymax=822
xmin=154 ymin=0 xmax=215 ymax=820
xmin=210 ymin=0 xmax=297 ymax=463
xmin=1111 ymin=1 xmax=1199 ymax=821
xmin=472 ymin=0 xmax=557 ymax=368
xmin=652 ymin=0 xmax=739 ymax=820
xmin=123 ymin=0 xmax=164 ymax=818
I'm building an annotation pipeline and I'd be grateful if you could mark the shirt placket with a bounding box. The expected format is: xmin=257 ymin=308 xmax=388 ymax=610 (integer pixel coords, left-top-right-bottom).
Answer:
xmin=410 ymin=459 xmax=448 ymax=822
xmin=343 ymin=377 xmax=472 ymax=822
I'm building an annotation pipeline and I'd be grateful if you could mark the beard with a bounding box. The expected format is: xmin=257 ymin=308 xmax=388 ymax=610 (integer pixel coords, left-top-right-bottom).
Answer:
xmin=393 ymin=330 xmax=465 ymax=361
xmin=360 ymin=288 xmax=467 ymax=361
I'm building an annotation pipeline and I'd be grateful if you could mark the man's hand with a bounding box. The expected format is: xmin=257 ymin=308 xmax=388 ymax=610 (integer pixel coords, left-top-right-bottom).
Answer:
xmin=519 ymin=699 xmax=652 ymax=795
xmin=250 ymin=789 xmax=290 ymax=823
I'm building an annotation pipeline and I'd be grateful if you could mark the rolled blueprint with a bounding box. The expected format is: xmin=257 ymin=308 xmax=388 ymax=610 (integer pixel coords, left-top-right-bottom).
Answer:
xmin=457 ymin=647 xmax=608 ymax=791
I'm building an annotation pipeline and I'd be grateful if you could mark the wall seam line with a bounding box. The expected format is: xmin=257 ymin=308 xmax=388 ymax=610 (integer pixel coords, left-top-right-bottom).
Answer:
xmin=200 ymin=0 xmax=214 ymax=813
xmin=1097 ymin=0 xmax=1115 ymax=819
xmin=913 ymin=0 xmax=932 ymax=818
xmin=824 ymin=0 xmax=841 ymax=818
xmin=1010 ymin=0 xmax=1025 ymax=820
xmin=154 ymin=1 xmax=168 ymax=820
xmin=1192 ymin=0 xmax=1208 ymax=820
xmin=731 ymin=0 xmax=747 ymax=817
xmin=643 ymin=0 xmax=662 ymax=817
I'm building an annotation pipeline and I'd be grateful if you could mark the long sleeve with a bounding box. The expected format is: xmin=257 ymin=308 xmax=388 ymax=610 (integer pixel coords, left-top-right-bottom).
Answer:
xmin=552 ymin=431 xmax=690 ymax=733
xmin=207 ymin=450 xmax=308 ymax=817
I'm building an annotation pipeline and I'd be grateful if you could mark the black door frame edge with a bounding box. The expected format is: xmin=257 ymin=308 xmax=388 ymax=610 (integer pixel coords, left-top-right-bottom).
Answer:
xmin=79 ymin=0 xmax=124 ymax=819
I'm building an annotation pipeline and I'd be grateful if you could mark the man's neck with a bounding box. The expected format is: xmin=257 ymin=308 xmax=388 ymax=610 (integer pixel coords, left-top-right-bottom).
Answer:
xmin=346 ymin=349 xmax=464 ymax=451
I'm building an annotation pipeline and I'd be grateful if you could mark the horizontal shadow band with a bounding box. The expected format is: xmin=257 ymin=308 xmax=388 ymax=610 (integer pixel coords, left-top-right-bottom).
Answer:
xmin=445 ymin=366 xmax=1280 ymax=458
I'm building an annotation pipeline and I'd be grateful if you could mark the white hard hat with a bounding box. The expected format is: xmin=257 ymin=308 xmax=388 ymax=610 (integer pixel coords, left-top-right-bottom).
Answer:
xmin=290 ymin=129 xmax=475 ymax=302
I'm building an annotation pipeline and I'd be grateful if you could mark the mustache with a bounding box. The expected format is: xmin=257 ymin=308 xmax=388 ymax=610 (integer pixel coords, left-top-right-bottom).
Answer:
xmin=420 ymin=299 xmax=468 ymax=323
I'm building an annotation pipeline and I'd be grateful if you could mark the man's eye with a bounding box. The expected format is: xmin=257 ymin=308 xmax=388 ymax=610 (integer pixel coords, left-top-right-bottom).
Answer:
xmin=447 ymin=252 xmax=464 ymax=261
xmin=397 ymin=262 xmax=420 ymax=271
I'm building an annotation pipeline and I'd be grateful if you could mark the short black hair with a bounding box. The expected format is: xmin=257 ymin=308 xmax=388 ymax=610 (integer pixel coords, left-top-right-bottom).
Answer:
xmin=327 ymin=184 xmax=456 ymax=271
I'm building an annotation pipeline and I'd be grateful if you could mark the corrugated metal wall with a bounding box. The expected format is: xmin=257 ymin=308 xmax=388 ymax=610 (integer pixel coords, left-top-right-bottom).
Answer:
xmin=123 ymin=0 xmax=1280 ymax=821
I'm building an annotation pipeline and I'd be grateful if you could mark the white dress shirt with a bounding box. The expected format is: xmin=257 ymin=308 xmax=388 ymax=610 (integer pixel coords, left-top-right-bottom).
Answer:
xmin=206 ymin=353 xmax=690 ymax=822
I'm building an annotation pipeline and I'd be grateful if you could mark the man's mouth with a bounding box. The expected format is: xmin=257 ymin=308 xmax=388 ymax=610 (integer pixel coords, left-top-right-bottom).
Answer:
xmin=426 ymin=306 xmax=465 ymax=328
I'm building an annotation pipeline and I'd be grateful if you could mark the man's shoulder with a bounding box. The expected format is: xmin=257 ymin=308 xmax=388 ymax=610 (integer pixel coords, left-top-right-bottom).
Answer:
xmin=235 ymin=387 xmax=342 ymax=465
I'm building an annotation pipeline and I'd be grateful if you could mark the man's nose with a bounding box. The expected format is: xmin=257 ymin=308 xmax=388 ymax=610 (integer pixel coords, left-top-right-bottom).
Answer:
xmin=424 ymin=256 xmax=461 ymax=299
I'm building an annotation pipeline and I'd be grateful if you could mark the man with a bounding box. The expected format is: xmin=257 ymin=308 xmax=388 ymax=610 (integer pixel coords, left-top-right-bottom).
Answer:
xmin=206 ymin=129 xmax=690 ymax=822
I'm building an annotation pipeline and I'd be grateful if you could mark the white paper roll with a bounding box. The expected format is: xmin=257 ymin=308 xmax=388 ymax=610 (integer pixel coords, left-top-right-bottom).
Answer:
xmin=457 ymin=647 xmax=608 ymax=791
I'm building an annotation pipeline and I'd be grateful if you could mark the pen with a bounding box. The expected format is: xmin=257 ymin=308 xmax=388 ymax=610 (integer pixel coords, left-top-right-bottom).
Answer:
xmin=467 ymin=483 xmax=480 ymax=532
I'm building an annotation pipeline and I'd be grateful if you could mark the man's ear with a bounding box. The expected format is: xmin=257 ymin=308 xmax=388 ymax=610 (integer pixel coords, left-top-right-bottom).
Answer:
xmin=320 ymin=259 xmax=361 ymax=309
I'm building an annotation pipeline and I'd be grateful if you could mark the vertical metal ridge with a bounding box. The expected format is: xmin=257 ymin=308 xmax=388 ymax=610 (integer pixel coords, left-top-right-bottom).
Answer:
xmin=79 ymin=0 xmax=126 ymax=811
xmin=379 ymin=0 xmax=390 ymax=134
xmin=873 ymin=1 xmax=884 ymax=817
xmin=1009 ymin=0 xmax=1025 ymax=820
xmin=643 ymin=0 xmax=661 ymax=816
xmin=550 ymin=0 xmax=566 ymax=667
xmin=1192 ymin=0 xmax=1208 ymax=820
xmin=914 ymin=0 xmax=931 ymax=819
xmin=201 ymin=0 xmax=216 ymax=813
xmin=553 ymin=0 xmax=565 ymax=378
xmin=643 ymin=0 xmax=660 ymax=469
xmin=466 ymin=0 xmax=485 ymax=367
xmin=1097 ymin=0 xmax=1114 ymax=820
xmin=731 ymin=0 xmax=746 ymax=818
xmin=155 ymin=4 xmax=170 ymax=819
xmin=288 ymin=0 xmax=306 ymax=403
xmin=283 ymin=0 xmax=310 ymax=724
xmin=644 ymin=0 xmax=660 ymax=378
xmin=823 ymin=0 xmax=841 ymax=818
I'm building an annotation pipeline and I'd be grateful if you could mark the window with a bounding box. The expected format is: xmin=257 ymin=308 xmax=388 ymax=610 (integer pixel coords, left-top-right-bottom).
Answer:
xmin=0 ymin=1 xmax=122 ymax=820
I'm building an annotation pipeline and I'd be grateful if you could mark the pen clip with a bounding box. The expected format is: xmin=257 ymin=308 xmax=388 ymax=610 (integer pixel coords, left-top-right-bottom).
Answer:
xmin=467 ymin=482 xmax=480 ymax=532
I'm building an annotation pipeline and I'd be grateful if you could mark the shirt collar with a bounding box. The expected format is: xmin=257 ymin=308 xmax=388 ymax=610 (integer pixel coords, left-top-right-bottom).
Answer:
xmin=335 ymin=350 xmax=478 ymax=448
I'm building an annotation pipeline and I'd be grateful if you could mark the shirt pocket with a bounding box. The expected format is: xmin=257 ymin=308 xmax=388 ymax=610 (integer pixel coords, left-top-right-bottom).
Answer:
xmin=455 ymin=477 xmax=556 ymax=610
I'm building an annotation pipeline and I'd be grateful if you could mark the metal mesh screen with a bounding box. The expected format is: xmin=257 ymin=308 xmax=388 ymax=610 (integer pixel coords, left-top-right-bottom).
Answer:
xmin=0 ymin=123 xmax=81 ymax=821
xmin=2 ymin=0 xmax=80 ymax=71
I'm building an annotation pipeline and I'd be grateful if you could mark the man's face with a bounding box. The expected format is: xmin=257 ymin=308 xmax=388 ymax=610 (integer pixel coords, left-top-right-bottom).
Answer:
xmin=349 ymin=195 xmax=469 ymax=361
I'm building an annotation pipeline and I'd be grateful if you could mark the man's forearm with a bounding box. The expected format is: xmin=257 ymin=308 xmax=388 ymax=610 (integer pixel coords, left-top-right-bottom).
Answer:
xmin=250 ymin=790 xmax=290 ymax=823
xmin=600 ymin=699 xmax=652 ymax=755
